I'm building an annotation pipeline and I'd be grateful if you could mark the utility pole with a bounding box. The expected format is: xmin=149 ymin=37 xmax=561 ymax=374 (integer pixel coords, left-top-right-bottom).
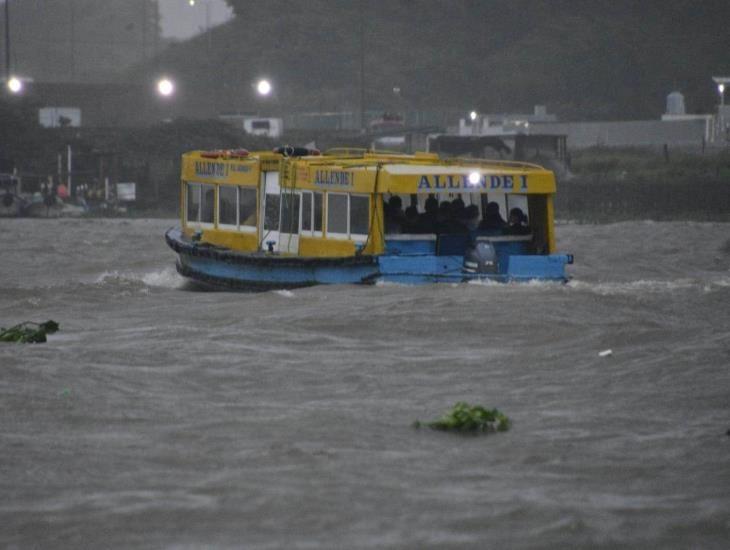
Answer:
xmin=142 ymin=0 xmax=148 ymax=62
xmin=67 ymin=145 xmax=72 ymax=196
xmin=69 ymin=0 xmax=76 ymax=81
xmin=4 ymin=0 xmax=10 ymax=81
xmin=153 ymin=0 xmax=160 ymax=60
xmin=359 ymin=0 xmax=365 ymax=131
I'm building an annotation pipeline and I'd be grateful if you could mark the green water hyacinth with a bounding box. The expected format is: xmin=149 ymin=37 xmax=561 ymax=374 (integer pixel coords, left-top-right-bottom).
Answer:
xmin=416 ymin=402 xmax=510 ymax=433
xmin=0 ymin=320 xmax=59 ymax=343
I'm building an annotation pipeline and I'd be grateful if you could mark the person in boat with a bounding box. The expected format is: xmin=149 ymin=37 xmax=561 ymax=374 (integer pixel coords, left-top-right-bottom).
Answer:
xmin=434 ymin=201 xmax=452 ymax=233
xmin=384 ymin=195 xmax=406 ymax=233
xmin=415 ymin=196 xmax=439 ymax=233
xmin=478 ymin=202 xmax=507 ymax=233
xmin=402 ymin=205 xmax=420 ymax=233
xmin=451 ymin=197 xmax=466 ymax=221
xmin=438 ymin=201 xmax=470 ymax=234
xmin=506 ymin=207 xmax=531 ymax=235
xmin=463 ymin=204 xmax=480 ymax=231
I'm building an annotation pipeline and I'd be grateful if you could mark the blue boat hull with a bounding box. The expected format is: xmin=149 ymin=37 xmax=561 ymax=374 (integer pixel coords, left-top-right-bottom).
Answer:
xmin=165 ymin=228 xmax=572 ymax=289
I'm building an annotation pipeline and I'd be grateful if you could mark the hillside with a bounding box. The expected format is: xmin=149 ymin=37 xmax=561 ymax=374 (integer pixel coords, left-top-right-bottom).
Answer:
xmin=141 ymin=0 xmax=730 ymax=121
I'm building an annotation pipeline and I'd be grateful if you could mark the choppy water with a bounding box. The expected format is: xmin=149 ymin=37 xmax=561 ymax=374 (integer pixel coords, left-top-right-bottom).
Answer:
xmin=1 ymin=218 xmax=729 ymax=549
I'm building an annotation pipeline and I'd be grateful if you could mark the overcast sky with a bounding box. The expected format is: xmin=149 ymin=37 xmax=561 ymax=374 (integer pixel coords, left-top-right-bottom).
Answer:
xmin=158 ymin=0 xmax=233 ymax=39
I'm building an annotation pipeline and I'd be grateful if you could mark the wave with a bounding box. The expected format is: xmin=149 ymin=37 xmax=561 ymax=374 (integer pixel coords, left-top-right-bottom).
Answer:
xmin=93 ymin=267 xmax=182 ymax=290
xmin=273 ymin=289 xmax=295 ymax=298
xmin=566 ymin=276 xmax=730 ymax=295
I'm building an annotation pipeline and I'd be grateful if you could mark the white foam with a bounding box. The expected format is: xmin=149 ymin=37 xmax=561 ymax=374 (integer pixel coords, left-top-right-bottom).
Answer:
xmin=274 ymin=289 xmax=295 ymax=298
xmin=566 ymin=279 xmax=698 ymax=296
xmin=93 ymin=267 xmax=182 ymax=289
xmin=141 ymin=267 xmax=183 ymax=288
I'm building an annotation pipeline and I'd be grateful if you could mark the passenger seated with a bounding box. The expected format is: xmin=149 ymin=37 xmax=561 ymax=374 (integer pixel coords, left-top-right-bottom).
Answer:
xmin=402 ymin=206 xmax=419 ymax=233
xmin=451 ymin=197 xmax=466 ymax=220
xmin=506 ymin=207 xmax=531 ymax=235
xmin=384 ymin=195 xmax=405 ymax=233
xmin=415 ymin=196 xmax=439 ymax=233
xmin=478 ymin=201 xmax=507 ymax=233
xmin=434 ymin=201 xmax=452 ymax=233
xmin=463 ymin=204 xmax=480 ymax=231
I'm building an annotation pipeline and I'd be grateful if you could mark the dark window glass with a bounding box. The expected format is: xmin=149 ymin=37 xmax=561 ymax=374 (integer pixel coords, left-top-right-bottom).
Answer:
xmin=313 ymin=192 xmax=323 ymax=232
xmin=350 ymin=195 xmax=370 ymax=235
xmin=201 ymin=184 xmax=215 ymax=224
xmin=186 ymin=183 xmax=200 ymax=222
xmin=239 ymin=187 xmax=257 ymax=227
xmin=264 ymin=193 xmax=280 ymax=231
xmin=280 ymin=193 xmax=300 ymax=235
xmin=327 ymin=193 xmax=348 ymax=234
xmin=219 ymin=185 xmax=237 ymax=225
xmin=302 ymin=192 xmax=312 ymax=232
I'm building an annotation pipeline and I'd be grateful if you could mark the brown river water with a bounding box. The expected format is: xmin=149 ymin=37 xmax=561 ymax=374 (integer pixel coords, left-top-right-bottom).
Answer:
xmin=1 ymin=218 xmax=729 ymax=549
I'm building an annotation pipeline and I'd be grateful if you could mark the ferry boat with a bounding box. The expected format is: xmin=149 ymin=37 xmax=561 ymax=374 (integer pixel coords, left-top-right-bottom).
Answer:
xmin=165 ymin=147 xmax=573 ymax=289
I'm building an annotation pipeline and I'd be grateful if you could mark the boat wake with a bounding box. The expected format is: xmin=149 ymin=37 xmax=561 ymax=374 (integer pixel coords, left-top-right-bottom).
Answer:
xmin=566 ymin=276 xmax=730 ymax=296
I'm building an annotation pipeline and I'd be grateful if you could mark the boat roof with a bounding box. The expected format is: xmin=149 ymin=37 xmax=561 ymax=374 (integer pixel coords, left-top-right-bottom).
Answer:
xmin=182 ymin=149 xmax=557 ymax=194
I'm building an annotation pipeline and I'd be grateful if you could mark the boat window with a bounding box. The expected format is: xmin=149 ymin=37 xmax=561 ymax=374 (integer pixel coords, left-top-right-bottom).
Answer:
xmin=280 ymin=192 xmax=300 ymax=235
xmin=238 ymin=186 xmax=257 ymax=231
xmin=302 ymin=191 xmax=324 ymax=236
xmin=302 ymin=191 xmax=312 ymax=231
xmin=350 ymin=194 xmax=370 ymax=237
xmin=327 ymin=193 xmax=348 ymax=237
xmin=218 ymin=185 xmax=237 ymax=226
xmin=506 ymin=194 xmax=529 ymax=220
xmin=398 ymin=192 xmax=527 ymax=235
xmin=201 ymin=184 xmax=215 ymax=224
xmin=313 ymin=192 xmax=323 ymax=233
xmin=186 ymin=182 xmax=200 ymax=223
xmin=264 ymin=193 xmax=280 ymax=231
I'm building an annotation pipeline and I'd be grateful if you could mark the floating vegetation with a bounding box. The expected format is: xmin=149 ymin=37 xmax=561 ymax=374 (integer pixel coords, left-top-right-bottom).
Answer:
xmin=414 ymin=401 xmax=510 ymax=434
xmin=0 ymin=320 xmax=60 ymax=343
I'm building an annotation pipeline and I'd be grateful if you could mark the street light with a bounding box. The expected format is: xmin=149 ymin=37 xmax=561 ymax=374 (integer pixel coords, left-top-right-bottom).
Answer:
xmin=156 ymin=77 xmax=175 ymax=97
xmin=256 ymin=79 xmax=272 ymax=97
xmin=712 ymin=76 xmax=729 ymax=106
xmin=7 ymin=76 xmax=22 ymax=94
xmin=469 ymin=110 xmax=478 ymax=121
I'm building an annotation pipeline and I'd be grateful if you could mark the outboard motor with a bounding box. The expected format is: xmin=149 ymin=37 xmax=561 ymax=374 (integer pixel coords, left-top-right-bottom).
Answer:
xmin=463 ymin=240 xmax=498 ymax=274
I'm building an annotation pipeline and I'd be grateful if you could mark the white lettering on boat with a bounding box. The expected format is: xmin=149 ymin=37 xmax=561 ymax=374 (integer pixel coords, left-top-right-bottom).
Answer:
xmin=194 ymin=161 xmax=229 ymax=178
xmin=314 ymin=170 xmax=353 ymax=187
xmin=417 ymin=174 xmax=528 ymax=191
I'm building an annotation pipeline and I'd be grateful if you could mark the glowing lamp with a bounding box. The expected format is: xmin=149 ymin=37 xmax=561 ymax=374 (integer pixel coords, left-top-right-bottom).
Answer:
xmin=257 ymin=79 xmax=272 ymax=96
xmin=7 ymin=77 xmax=22 ymax=94
xmin=156 ymin=78 xmax=175 ymax=97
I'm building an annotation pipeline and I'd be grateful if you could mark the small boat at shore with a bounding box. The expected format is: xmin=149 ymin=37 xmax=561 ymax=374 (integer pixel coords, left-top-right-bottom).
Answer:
xmin=0 ymin=174 xmax=25 ymax=217
xmin=165 ymin=147 xmax=573 ymax=289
